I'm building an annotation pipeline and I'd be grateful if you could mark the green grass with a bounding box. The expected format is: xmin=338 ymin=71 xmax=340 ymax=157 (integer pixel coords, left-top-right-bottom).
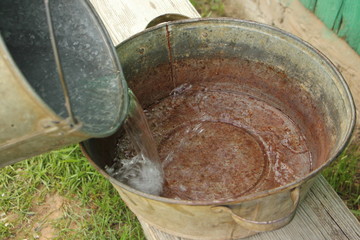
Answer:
xmin=0 ymin=145 xmax=144 ymax=240
xmin=322 ymin=146 xmax=360 ymax=219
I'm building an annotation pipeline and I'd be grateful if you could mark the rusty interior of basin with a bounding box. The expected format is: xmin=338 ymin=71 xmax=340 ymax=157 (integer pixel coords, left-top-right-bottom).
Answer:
xmin=94 ymin=58 xmax=330 ymax=201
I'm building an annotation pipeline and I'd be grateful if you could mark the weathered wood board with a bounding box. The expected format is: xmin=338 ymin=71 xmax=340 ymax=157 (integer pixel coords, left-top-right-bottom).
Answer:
xmin=90 ymin=0 xmax=200 ymax=45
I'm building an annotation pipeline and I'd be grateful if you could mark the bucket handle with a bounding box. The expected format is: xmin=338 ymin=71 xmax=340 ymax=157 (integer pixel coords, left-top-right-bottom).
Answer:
xmin=212 ymin=187 xmax=300 ymax=232
xmin=146 ymin=13 xmax=189 ymax=29
xmin=44 ymin=0 xmax=78 ymax=127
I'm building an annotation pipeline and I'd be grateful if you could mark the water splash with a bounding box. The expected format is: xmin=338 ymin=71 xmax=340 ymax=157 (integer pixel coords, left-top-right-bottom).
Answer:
xmin=105 ymin=91 xmax=164 ymax=195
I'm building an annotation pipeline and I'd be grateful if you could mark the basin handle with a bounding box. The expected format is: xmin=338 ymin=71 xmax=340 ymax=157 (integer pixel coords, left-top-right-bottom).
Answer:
xmin=213 ymin=187 xmax=300 ymax=232
xmin=146 ymin=14 xmax=189 ymax=28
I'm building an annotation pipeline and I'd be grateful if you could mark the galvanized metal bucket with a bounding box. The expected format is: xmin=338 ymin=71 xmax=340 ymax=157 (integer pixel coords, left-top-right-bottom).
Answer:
xmin=0 ymin=0 xmax=128 ymax=167
xmin=81 ymin=18 xmax=355 ymax=239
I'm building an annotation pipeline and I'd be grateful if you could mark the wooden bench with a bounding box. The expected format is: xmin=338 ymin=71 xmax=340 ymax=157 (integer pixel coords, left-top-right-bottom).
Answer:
xmin=89 ymin=0 xmax=360 ymax=239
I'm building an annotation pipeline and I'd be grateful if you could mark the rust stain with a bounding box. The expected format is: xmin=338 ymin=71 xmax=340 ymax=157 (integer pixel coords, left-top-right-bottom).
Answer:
xmin=165 ymin=24 xmax=176 ymax=89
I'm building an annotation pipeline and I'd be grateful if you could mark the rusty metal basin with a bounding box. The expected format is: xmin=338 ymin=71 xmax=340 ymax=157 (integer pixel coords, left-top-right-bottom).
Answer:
xmin=81 ymin=18 xmax=355 ymax=240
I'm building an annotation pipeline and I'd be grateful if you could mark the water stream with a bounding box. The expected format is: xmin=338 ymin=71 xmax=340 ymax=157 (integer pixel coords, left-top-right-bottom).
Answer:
xmin=105 ymin=90 xmax=164 ymax=195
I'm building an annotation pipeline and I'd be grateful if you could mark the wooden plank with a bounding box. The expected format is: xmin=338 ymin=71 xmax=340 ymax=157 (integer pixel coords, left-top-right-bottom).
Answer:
xmin=139 ymin=176 xmax=360 ymax=240
xmin=89 ymin=0 xmax=200 ymax=46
